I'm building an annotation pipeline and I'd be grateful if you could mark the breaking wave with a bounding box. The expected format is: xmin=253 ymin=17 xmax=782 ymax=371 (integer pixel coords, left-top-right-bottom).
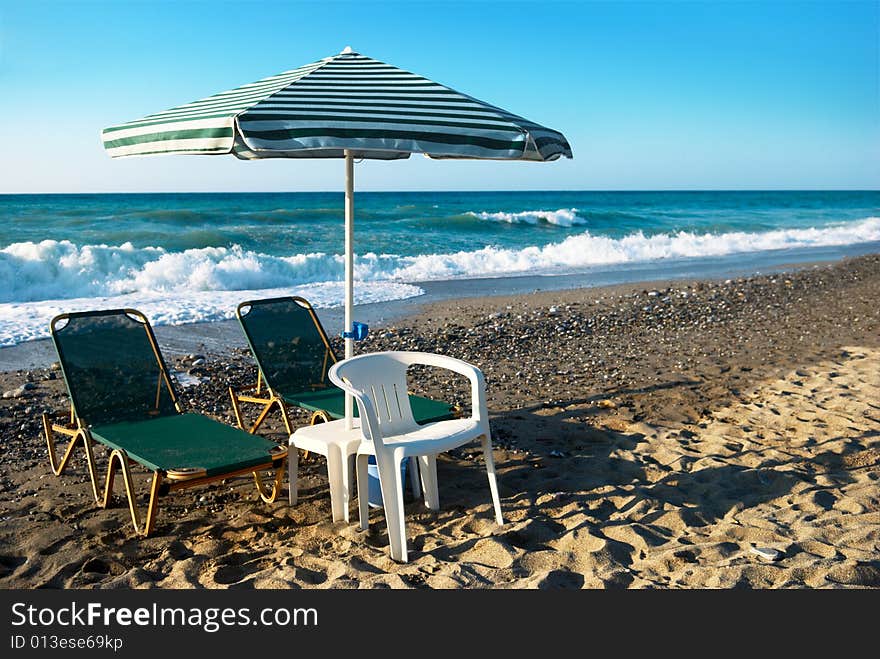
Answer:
xmin=1 ymin=216 xmax=878 ymax=345
xmin=466 ymin=208 xmax=587 ymax=226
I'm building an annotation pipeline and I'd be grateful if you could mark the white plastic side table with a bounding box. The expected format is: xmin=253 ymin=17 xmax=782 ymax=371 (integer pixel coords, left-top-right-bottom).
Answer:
xmin=289 ymin=418 xmax=363 ymax=523
xmin=289 ymin=418 xmax=423 ymax=523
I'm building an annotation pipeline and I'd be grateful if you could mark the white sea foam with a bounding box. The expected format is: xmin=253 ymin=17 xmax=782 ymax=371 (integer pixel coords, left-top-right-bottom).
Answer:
xmin=1 ymin=217 xmax=878 ymax=346
xmin=466 ymin=208 xmax=587 ymax=226
xmin=378 ymin=216 xmax=880 ymax=280
xmin=0 ymin=240 xmax=346 ymax=303
xmin=0 ymin=281 xmax=424 ymax=347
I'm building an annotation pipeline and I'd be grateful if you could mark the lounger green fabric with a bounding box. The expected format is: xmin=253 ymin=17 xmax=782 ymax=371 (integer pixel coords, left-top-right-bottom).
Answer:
xmin=51 ymin=309 xmax=179 ymax=427
xmin=233 ymin=296 xmax=455 ymax=433
xmin=285 ymin=387 xmax=454 ymax=425
xmin=90 ymin=414 xmax=282 ymax=478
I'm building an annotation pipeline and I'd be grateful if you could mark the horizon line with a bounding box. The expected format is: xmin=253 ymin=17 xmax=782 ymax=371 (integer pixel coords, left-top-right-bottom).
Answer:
xmin=2 ymin=188 xmax=879 ymax=195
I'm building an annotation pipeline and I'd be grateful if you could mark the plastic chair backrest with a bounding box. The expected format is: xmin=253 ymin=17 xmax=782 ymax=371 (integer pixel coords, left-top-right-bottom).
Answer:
xmin=50 ymin=309 xmax=179 ymax=426
xmin=237 ymin=296 xmax=336 ymax=395
xmin=330 ymin=353 xmax=418 ymax=439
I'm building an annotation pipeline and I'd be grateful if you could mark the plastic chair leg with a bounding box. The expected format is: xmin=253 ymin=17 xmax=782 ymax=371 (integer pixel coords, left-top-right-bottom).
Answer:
xmin=481 ymin=434 xmax=503 ymax=525
xmin=408 ymin=456 xmax=421 ymax=500
xmin=376 ymin=454 xmax=408 ymax=563
xmin=345 ymin=453 xmax=355 ymax=518
xmin=418 ymin=454 xmax=440 ymax=511
xmin=356 ymin=453 xmax=370 ymax=531
xmin=288 ymin=442 xmax=299 ymax=506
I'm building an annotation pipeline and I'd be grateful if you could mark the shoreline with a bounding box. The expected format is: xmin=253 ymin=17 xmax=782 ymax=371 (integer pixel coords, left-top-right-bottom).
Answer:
xmin=2 ymin=243 xmax=879 ymax=372
xmin=0 ymin=253 xmax=878 ymax=588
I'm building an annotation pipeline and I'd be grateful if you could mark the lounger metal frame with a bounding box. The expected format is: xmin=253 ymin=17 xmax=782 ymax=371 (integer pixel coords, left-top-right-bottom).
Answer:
xmin=229 ymin=296 xmax=337 ymax=435
xmin=43 ymin=308 xmax=287 ymax=536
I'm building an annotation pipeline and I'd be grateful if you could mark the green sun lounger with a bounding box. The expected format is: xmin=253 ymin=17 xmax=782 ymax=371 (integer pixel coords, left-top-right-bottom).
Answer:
xmin=42 ymin=309 xmax=287 ymax=537
xmin=230 ymin=296 xmax=456 ymax=435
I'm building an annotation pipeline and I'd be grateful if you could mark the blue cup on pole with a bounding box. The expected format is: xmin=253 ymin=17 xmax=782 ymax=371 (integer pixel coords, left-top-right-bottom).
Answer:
xmin=343 ymin=321 xmax=369 ymax=341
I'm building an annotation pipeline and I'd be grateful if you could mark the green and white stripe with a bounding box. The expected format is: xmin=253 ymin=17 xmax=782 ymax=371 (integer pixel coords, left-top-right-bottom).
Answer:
xmin=102 ymin=50 xmax=571 ymax=162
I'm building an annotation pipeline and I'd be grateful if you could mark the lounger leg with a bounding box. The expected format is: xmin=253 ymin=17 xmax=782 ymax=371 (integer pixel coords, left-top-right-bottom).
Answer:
xmin=288 ymin=442 xmax=299 ymax=506
xmin=356 ymin=454 xmax=370 ymax=531
xmin=229 ymin=386 xmax=245 ymax=430
xmin=249 ymin=400 xmax=276 ymax=435
xmin=102 ymin=449 xmax=162 ymax=536
xmin=309 ymin=410 xmax=331 ymax=425
xmin=43 ymin=415 xmax=101 ymax=503
xmin=278 ymin=402 xmax=294 ymax=435
xmin=143 ymin=472 xmax=162 ymax=537
xmin=80 ymin=432 xmax=101 ymax=504
xmin=418 ymin=454 xmax=440 ymax=511
xmin=481 ymin=433 xmax=503 ymax=526
xmin=229 ymin=387 xmax=281 ymax=436
xmin=253 ymin=457 xmax=286 ymax=503
xmin=377 ymin=453 xmax=408 ymax=563
xmin=43 ymin=412 xmax=69 ymax=475
xmin=305 ymin=411 xmax=335 ymax=462
xmin=42 ymin=414 xmax=78 ymax=476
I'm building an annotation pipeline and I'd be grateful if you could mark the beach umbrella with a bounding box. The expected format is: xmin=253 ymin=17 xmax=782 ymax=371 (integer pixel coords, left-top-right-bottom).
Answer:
xmin=102 ymin=47 xmax=572 ymax=426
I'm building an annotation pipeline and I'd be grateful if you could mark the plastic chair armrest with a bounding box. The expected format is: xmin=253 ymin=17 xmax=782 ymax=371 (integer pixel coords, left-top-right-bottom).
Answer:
xmin=405 ymin=353 xmax=488 ymax=424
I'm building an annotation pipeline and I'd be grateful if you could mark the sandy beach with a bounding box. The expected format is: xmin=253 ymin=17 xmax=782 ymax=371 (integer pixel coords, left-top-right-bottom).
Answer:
xmin=0 ymin=253 xmax=878 ymax=589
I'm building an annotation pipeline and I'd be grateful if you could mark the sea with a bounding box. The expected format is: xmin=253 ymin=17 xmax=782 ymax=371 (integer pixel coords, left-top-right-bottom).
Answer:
xmin=0 ymin=190 xmax=878 ymax=347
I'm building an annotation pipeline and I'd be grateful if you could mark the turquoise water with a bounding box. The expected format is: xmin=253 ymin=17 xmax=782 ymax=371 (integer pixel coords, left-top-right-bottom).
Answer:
xmin=0 ymin=190 xmax=878 ymax=345
xmin=3 ymin=190 xmax=878 ymax=255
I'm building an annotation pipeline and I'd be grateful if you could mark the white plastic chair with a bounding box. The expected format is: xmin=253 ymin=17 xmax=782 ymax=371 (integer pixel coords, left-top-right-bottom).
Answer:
xmin=329 ymin=351 xmax=503 ymax=563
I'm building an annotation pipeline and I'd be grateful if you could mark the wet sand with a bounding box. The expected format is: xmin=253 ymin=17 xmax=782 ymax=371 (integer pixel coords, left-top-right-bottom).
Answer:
xmin=0 ymin=254 xmax=878 ymax=588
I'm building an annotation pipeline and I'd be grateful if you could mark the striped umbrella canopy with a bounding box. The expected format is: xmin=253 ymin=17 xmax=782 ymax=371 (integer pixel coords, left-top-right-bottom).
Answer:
xmin=102 ymin=47 xmax=572 ymax=425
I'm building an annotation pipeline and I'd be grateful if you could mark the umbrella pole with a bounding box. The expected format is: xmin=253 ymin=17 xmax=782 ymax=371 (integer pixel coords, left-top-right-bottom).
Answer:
xmin=344 ymin=149 xmax=354 ymax=429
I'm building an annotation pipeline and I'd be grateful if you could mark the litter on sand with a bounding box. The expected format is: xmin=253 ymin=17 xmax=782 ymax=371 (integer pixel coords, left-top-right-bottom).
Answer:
xmin=749 ymin=545 xmax=782 ymax=561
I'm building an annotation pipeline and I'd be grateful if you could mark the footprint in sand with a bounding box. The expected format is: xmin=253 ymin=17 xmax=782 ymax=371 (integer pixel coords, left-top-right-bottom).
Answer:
xmin=212 ymin=564 xmax=251 ymax=585
xmin=501 ymin=518 xmax=567 ymax=550
xmin=209 ymin=550 xmax=270 ymax=586
xmin=0 ymin=555 xmax=26 ymax=578
xmin=81 ymin=558 xmax=113 ymax=575
xmin=811 ymin=490 xmax=838 ymax=511
xmin=537 ymin=569 xmax=585 ymax=589
xmin=292 ymin=565 xmax=328 ymax=585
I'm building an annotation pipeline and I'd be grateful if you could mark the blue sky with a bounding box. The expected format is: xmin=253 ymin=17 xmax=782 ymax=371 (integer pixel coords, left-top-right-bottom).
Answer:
xmin=0 ymin=0 xmax=878 ymax=192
